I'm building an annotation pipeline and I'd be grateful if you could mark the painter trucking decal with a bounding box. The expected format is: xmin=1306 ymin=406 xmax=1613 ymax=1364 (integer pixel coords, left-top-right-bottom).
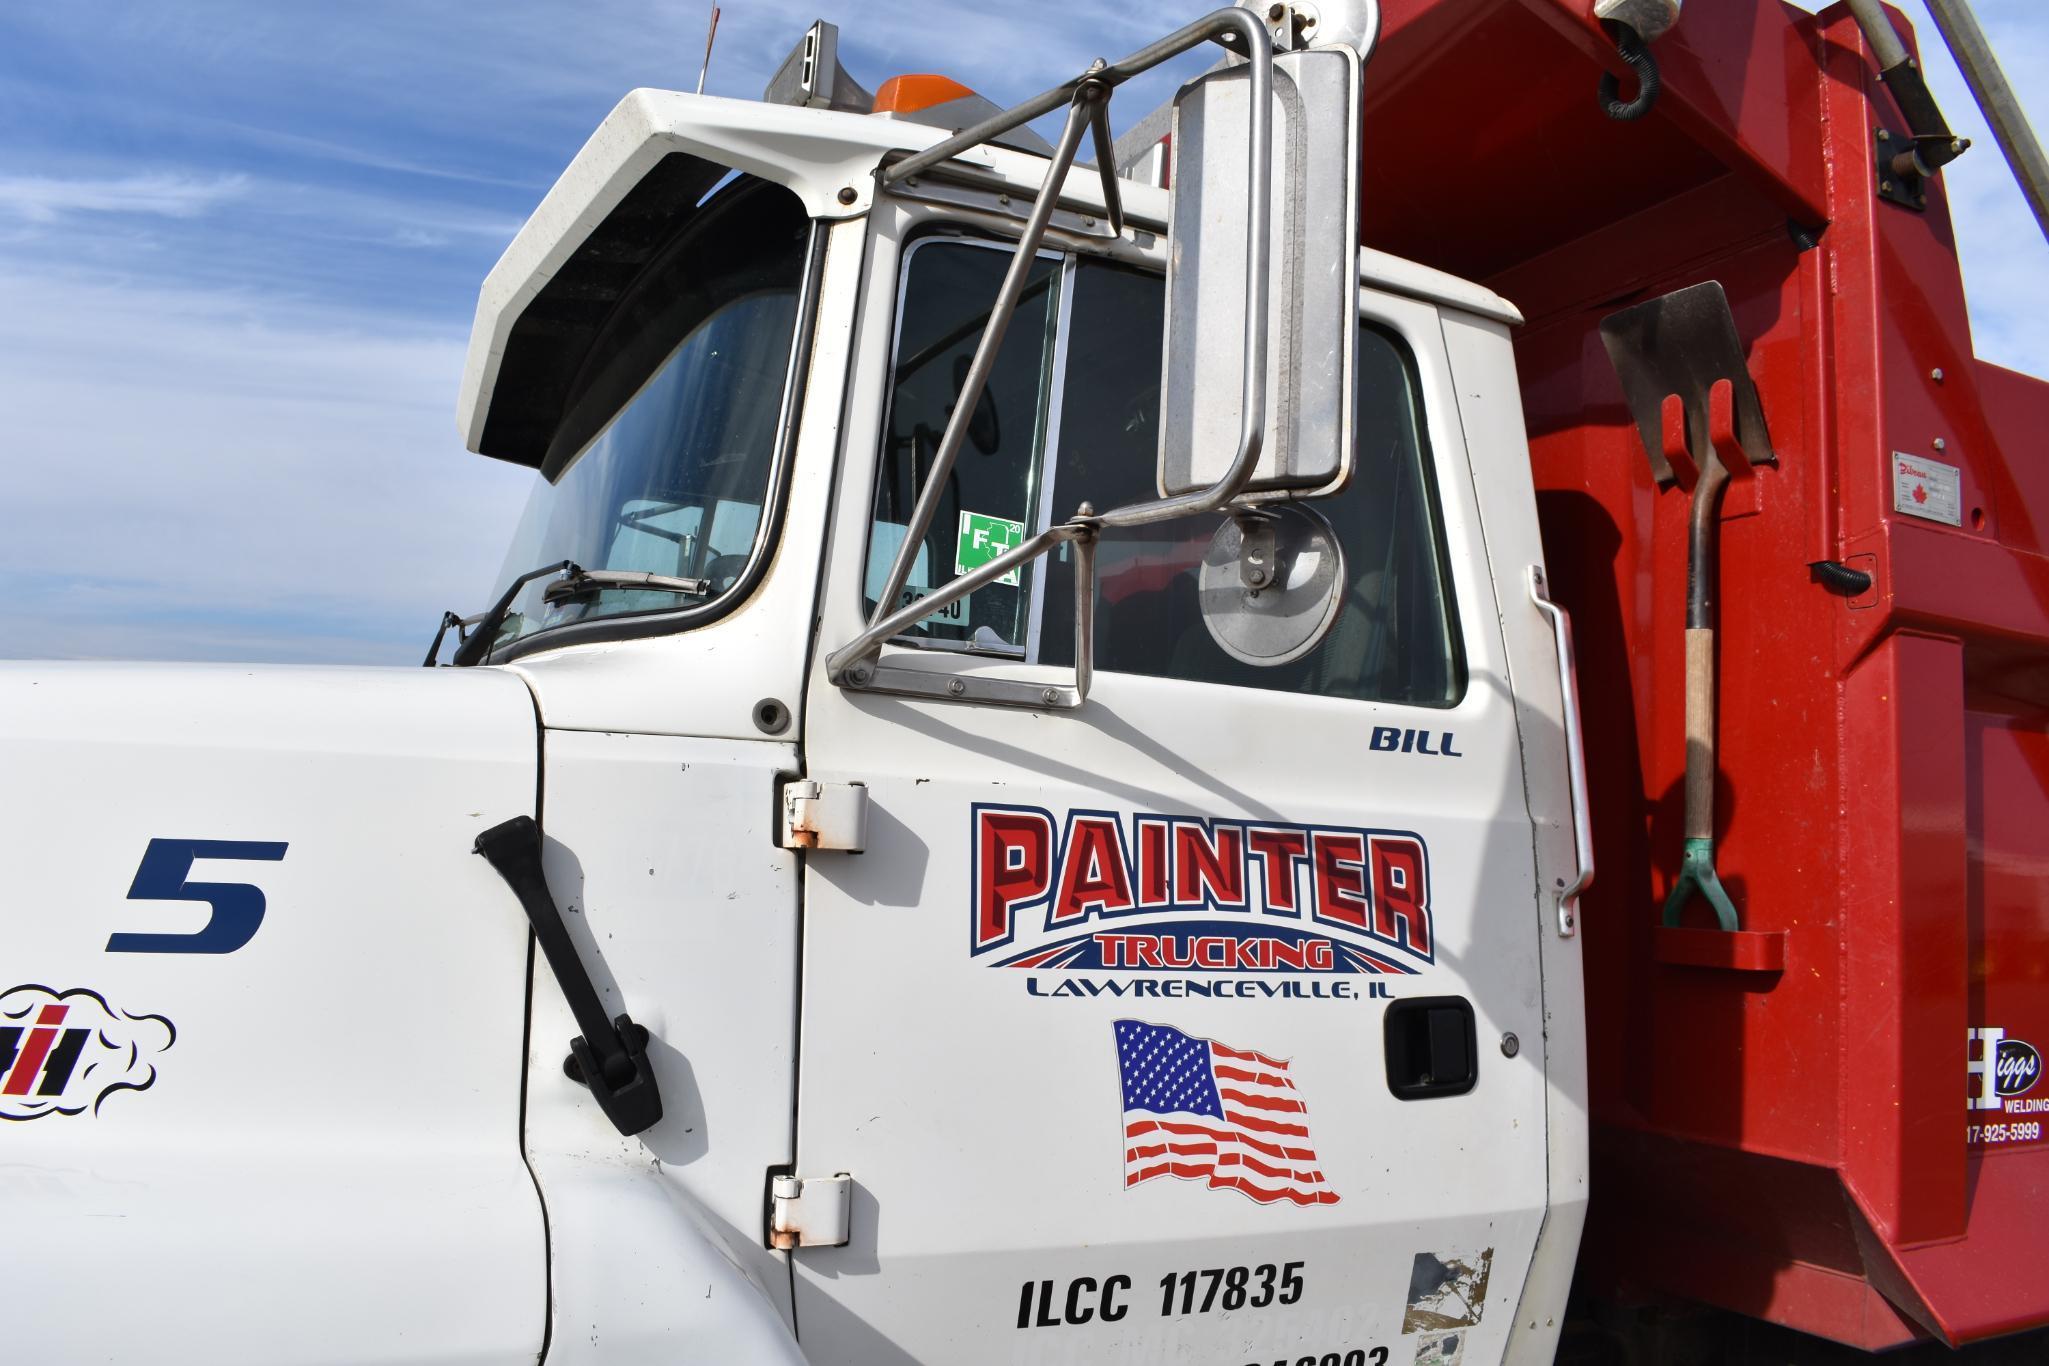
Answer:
xmin=0 ymin=985 xmax=176 ymax=1121
xmin=972 ymin=805 xmax=1433 ymax=1000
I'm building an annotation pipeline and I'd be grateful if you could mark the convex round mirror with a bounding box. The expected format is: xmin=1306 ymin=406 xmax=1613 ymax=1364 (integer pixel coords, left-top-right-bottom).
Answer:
xmin=1198 ymin=503 xmax=1346 ymax=666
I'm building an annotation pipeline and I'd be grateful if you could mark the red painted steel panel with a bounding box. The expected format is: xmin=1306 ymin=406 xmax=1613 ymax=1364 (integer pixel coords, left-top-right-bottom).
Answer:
xmin=1367 ymin=0 xmax=2049 ymax=1346
xmin=1838 ymin=632 xmax=1969 ymax=1249
xmin=1652 ymin=925 xmax=1787 ymax=971
xmin=1364 ymin=0 xmax=1826 ymax=282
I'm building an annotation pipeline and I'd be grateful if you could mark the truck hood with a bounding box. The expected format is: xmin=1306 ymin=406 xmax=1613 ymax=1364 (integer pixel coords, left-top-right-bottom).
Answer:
xmin=0 ymin=661 xmax=549 ymax=1360
xmin=0 ymin=659 xmax=536 ymax=759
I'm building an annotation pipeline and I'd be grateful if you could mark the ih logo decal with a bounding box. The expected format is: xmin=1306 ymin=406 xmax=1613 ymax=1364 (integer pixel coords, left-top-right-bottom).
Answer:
xmin=971 ymin=804 xmax=1434 ymax=975
xmin=0 ymin=985 xmax=176 ymax=1121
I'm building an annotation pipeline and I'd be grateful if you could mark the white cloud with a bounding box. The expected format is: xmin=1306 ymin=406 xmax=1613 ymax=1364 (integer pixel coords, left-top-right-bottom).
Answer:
xmin=195 ymin=120 xmax=549 ymax=191
xmin=0 ymin=172 xmax=248 ymax=224
xmin=0 ymin=0 xmax=1200 ymax=669
xmin=0 ymin=266 xmax=535 ymax=663
xmin=255 ymin=179 xmax=527 ymax=246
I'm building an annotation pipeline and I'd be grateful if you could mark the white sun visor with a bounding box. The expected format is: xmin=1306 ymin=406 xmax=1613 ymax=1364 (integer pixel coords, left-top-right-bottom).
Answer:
xmin=458 ymin=89 xmax=955 ymax=463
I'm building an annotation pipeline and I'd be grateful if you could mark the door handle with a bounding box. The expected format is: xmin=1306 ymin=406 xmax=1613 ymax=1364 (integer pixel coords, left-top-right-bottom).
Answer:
xmin=475 ymin=816 xmax=664 ymax=1136
xmin=1383 ymin=995 xmax=1479 ymax=1099
xmin=1527 ymin=566 xmax=1593 ymax=937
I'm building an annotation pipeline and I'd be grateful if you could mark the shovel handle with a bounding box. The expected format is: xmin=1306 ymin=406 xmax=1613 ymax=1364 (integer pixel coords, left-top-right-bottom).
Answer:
xmin=1684 ymin=626 xmax=1715 ymax=840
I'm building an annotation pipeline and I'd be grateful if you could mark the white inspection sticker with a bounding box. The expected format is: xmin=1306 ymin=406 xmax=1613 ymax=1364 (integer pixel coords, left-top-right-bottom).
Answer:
xmin=897 ymin=582 xmax=969 ymax=629
xmin=1892 ymin=451 xmax=1962 ymax=526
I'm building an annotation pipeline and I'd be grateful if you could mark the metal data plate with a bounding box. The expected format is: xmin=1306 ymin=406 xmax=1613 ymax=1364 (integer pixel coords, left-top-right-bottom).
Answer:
xmin=1159 ymin=46 xmax=1362 ymax=500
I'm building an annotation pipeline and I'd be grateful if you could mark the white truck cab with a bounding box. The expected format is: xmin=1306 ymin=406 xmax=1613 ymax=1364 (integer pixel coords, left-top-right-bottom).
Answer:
xmin=3 ymin=9 xmax=1590 ymax=1363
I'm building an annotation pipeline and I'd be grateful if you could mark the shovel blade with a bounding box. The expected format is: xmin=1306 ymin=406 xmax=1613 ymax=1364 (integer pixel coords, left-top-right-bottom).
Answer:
xmin=1600 ymin=281 xmax=1776 ymax=488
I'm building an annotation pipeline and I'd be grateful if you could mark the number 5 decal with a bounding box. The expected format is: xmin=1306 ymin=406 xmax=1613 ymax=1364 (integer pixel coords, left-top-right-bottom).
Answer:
xmin=106 ymin=839 xmax=289 ymax=954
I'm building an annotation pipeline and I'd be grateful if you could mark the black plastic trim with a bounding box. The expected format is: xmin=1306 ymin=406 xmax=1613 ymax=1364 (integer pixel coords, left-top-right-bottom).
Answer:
xmin=481 ymin=154 xmax=733 ymax=466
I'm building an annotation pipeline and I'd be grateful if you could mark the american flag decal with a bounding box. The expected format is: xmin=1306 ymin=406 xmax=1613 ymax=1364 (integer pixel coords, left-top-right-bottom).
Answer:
xmin=1115 ymin=1019 xmax=1339 ymax=1206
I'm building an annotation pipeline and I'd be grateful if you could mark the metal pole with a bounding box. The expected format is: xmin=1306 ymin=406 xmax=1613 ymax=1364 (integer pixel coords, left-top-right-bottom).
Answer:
xmin=882 ymin=7 xmax=1261 ymax=188
xmin=826 ymin=524 xmax=1087 ymax=679
xmin=867 ymin=97 xmax=1096 ymax=623
xmin=834 ymin=5 xmax=1276 ymax=684
xmin=696 ymin=5 xmax=720 ymax=96
xmin=1920 ymin=0 xmax=2049 ymax=242
xmin=1843 ymin=0 xmax=1910 ymax=72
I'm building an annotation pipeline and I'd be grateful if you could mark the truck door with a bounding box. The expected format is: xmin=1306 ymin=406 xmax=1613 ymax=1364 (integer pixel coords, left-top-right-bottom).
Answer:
xmin=792 ymin=230 xmax=1556 ymax=1363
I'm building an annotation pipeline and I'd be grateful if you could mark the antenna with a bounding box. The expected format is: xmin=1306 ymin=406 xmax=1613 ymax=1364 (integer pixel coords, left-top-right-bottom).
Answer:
xmin=696 ymin=5 xmax=721 ymax=95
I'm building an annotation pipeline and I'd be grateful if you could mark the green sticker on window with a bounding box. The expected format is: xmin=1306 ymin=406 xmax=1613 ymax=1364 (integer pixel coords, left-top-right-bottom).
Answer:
xmin=955 ymin=510 xmax=1026 ymax=586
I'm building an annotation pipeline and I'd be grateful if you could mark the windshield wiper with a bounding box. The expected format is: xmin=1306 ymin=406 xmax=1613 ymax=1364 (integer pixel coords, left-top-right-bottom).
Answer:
xmin=445 ymin=561 xmax=713 ymax=668
xmin=449 ymin=560 xmax=574 ymax=667
xmin=542 ymin=567 xmax=711 ymax=606
xmin=423 ymin=609 xmax=483 ymax=667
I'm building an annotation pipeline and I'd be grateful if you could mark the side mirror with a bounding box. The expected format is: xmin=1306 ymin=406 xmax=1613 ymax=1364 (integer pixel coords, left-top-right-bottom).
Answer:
xmin=1158 ymin=46 xmax=1362 ymax=502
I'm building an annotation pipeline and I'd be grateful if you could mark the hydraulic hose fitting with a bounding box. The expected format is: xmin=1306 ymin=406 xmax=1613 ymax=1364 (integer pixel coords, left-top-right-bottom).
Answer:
xmin=1598 ymin=22 xmax=1661 ymax=121
xmin=1593 ymin=0 xmax=1681 ymax=122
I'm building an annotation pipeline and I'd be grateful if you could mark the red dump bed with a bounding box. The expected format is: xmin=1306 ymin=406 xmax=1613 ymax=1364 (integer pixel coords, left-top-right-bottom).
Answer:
xmin=1360 ymin=0 xmax=2049 ymax=1348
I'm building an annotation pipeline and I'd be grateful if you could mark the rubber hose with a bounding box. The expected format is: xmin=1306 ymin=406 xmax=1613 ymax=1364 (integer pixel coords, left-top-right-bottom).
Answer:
xmin=1808 ymin=560 xmax=1874 ymax=596
xmin=1599 ymin=22 xmax=1661 ymax=122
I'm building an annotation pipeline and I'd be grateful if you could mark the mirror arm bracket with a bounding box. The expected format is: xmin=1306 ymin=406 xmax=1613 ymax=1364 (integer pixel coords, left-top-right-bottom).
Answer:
xmin=1235 ymin=508 xmax=1279 ymax=590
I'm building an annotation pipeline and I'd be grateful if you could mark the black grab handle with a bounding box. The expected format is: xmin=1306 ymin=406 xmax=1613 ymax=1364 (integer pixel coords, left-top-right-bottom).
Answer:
xmin=474 ymin=816 xmax=663 ymax=1136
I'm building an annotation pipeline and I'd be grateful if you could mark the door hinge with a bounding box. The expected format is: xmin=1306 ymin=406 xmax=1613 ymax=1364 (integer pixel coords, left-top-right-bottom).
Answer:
xmin=779 ymin=780 xmax=868 ymax=851
xmin=769 ymin=1173 xmax=852 ymax=1250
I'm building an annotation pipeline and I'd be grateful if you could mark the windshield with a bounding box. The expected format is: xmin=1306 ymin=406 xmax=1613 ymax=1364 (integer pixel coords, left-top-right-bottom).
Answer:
xmin=486 ymin=179 xmax=810 ymax=656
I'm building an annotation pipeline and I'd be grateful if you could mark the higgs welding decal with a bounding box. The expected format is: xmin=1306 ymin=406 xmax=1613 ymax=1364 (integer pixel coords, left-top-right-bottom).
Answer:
xmin=971 ymin=804 xmax=1434 ymax=998
xmin=1971 ymin=1027 xmax=2043 ymax=1112
xmin=0 ymin=985 xmax=176 ymax=1120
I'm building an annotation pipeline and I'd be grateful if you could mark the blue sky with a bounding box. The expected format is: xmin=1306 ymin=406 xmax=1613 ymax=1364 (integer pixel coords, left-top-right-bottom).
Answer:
xmin=1 ymin=1 xmax=2043 ymax=664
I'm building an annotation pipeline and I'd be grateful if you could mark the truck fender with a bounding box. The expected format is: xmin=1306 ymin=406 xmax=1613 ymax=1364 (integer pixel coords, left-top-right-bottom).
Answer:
xmin=537 ymin=1153 xmax=808 ymax=1365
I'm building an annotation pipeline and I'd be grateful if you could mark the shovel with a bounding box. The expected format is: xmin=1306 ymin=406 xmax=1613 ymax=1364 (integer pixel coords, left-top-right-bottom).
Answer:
xmin=1599 ymin=282 xmax=1776 ymax=932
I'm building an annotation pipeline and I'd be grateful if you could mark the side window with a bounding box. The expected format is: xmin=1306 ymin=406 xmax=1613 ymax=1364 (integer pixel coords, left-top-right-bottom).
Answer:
xmin=867 ymin=240 xmax=1463 ymax=707
xmin=864 ymin=239 xmax=1060 ymax=654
